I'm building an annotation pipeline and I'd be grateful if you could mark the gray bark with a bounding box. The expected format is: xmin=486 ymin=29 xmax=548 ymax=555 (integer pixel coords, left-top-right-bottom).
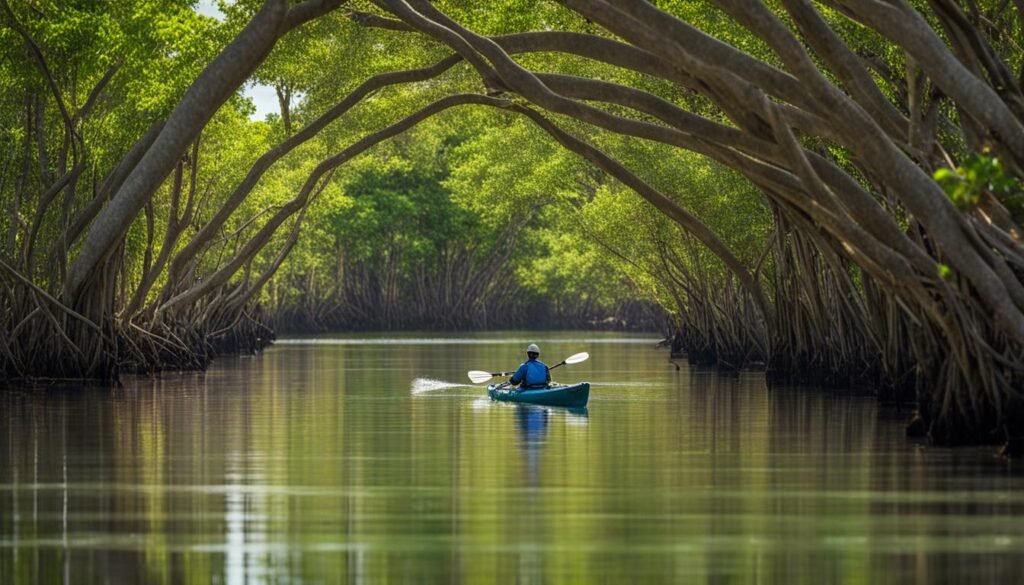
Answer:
xmin=66 ymin=0 xmax=347 ymax=300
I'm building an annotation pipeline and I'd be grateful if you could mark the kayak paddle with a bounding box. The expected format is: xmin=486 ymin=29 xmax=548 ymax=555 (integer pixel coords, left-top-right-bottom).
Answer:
xmin=468 ymin=369 xmax=516 ymax=384
xmin=549 ymin=351 xmax=590 ymax=371
xmin=467 ymin=352 xmax=589 ymax=384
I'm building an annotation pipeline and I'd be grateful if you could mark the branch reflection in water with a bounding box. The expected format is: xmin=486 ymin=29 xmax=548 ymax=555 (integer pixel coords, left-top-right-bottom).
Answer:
xmin=3 ymin=334 xmax=1024 ymax=584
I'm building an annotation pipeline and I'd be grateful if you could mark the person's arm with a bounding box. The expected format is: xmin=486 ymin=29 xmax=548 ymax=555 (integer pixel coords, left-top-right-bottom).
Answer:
xmin=545 ymin=364 xmax=551 ymax=384
xmin=510 ymin=363 xmax=526 ymax=385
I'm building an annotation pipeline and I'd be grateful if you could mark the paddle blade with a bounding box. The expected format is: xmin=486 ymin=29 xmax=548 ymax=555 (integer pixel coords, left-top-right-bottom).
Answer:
xmin=467 ymin=370 xmax=494 ymax=384
xmin=564 ymin=352 xmax=590 ymax=365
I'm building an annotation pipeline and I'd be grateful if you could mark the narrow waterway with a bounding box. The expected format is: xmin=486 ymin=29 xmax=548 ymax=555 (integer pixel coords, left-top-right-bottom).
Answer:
xmin=2 ymin=332 xmax=1023 ymax=583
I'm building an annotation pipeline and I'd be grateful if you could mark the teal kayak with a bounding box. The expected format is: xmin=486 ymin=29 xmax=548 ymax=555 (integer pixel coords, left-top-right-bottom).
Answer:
xmin=487 ymin=382 xmax=590 ymax=408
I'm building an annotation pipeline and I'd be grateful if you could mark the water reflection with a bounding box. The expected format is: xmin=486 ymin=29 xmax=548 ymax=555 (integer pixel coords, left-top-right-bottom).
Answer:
xmin=2 ymin=334 xmax=1024 ymax=584
xmin=506 ymin=404 xmax=586 ymax=584
xmin=509 ymin=404 xmax=590 ymax=487
xmin=515 ymin=404 xmax=550 ymax=436
xmin=515 ymin=405 xmax=549 ymax=488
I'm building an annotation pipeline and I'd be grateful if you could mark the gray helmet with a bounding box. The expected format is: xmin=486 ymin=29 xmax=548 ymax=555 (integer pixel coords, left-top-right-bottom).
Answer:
xmin=526 ymin=343 xmax=540 ymax=355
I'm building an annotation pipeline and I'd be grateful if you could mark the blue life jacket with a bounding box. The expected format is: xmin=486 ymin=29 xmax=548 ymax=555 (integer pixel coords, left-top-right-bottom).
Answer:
xmin=511 ymin=359 xmax=550 ymax=388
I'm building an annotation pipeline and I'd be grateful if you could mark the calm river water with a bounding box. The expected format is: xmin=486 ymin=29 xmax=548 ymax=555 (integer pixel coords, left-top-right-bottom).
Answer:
xmin=2 ymin=332 xmax=1024 ymax=583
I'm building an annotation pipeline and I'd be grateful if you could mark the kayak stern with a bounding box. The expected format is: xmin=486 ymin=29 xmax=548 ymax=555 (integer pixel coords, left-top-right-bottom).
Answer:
xmin=487 ymin=382 xmax=590 ymax=408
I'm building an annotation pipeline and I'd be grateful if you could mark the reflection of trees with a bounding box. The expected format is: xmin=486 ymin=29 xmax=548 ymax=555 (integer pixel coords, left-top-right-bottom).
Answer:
xmin=5 ymin=343 xmax=1024 ymax=583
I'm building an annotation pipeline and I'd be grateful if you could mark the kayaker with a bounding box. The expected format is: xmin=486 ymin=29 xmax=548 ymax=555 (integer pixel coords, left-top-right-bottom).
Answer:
xmin=509 ymin=343 xmax=551 ymax=389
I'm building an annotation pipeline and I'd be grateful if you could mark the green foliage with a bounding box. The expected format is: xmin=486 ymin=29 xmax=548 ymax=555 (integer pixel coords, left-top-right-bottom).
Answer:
xmin=515 ymin=208 xmax=627 ymax=309
xmin=445 ymin=116 xmax=582 ymax=218
xmin=576 ymin=183 xmax=690 ymax=311
xmin=934 ymin=153 xmax=1024 ymax=216
xmin=435 ymin=0 xmax=587 ymax=35
xmin=594 ymin=132 xmax=772 ymax=265
xmin=0 ymin=0 xmax=795 ymax=332
xmin=329 ymin=162 xmax=478 ymax=265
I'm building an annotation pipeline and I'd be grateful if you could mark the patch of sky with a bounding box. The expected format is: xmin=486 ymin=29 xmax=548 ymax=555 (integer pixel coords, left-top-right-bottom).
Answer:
xmin=193 ymin=0 xmax=224 ymax=20
xmin=193 ymin=0 xmax=278 ymax=121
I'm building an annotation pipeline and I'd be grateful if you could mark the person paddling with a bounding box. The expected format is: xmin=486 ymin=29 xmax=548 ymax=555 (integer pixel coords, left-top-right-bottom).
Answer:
xmin=509 ymin=343 xmax=551 ymax=390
